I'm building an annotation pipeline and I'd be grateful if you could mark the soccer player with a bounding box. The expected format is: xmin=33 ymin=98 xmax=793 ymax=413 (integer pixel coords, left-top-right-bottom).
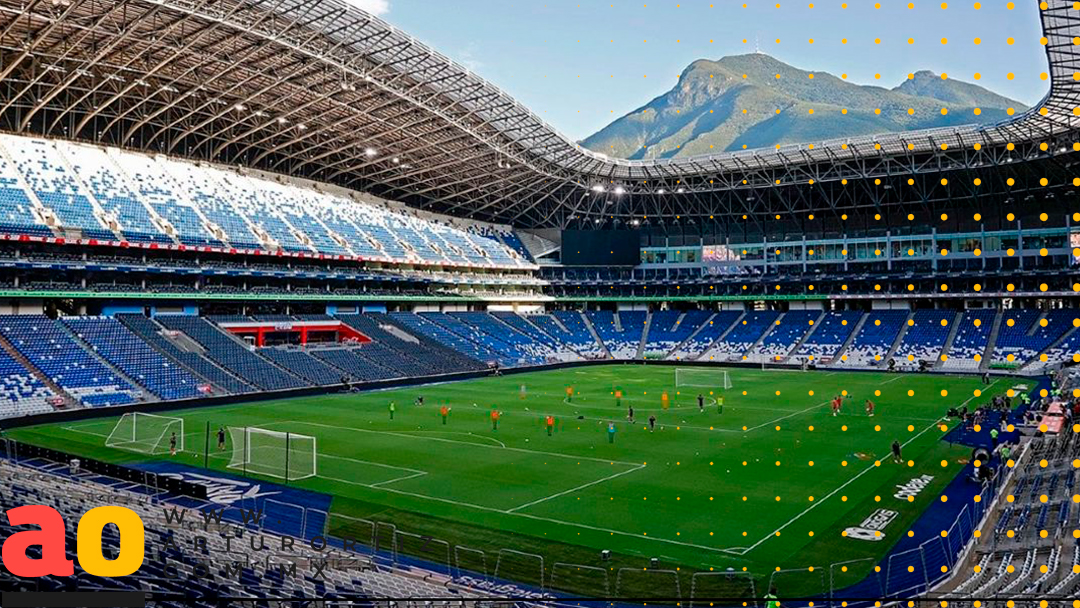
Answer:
xmin=698 ymin=393 xmax=705 ymax=413
xmin=416 ymin=395 xmax=424 ymax=407
xmin=440 ymin=405 xmax=450 ymax=425
xmin=615 ymin=388 xmax=623 ymax=409
xmin=865 ymin=399 xmax=875 ymax=417
xmin=491 ymin=408 xmax=501 ymax=431
xmin=607 ymin=421 xmax=617 ymax=444
xmin=891 ymin=439 xmax=903 ymax=464
xmin=661 ymin=391 xmax=670 ymax=411
xmin=389 ymin=401 xmax=396 ymax=420
xmin=565 ymin=385 xmax=574 ymax=403
xmin=831 ymin=395 xmax=842 ymax=416
xmin=627 ymin=405 xmax=635 ymax=424
xmin=716 ymin=394 xmax=725 ymax=414
xmin=546 ymin=415 xmax=555 ymax=436
xmin=520 ymin=384 xmax=527 ymax=400
xmin=648 ymin=414 xmax=657 ymax=433
xmin=217 ymin=427 xmax=226 ymax=451
xmin=169 ymin=432 xmax=178 ymax=456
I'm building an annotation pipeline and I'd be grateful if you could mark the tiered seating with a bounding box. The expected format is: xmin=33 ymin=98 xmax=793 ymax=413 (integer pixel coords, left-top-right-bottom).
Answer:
xmin=451 ymin=312 xmax=552 ymax=364
xmin=261 ymin=348 xmax=347 ymax=386
xmin=836 ymin=310 xmax=909 ymax=367
xmin=155 ymin=316 xmax=309 ymax=391
xmin=701 ymin=311 xmax=780 ymax=361
xmin=111 ymin=149 xmax=221 ymax=247
xmin=795 ymin=311 xmax=862 ymax=362
xmin=670 ymin=311 xmax=740 ymax=360
xmin=643 ymin=310 xmax=711 ymax=355
xmin=0 ymin=460 xmax=486 ymax=602
xmin=892 ymin=310 xmax=955 ymax=369
xmin=311 ymin=347 xmax=400 ymax=382
xmin=0 ymin=152 xmax=52 ymax=236
xmin=546 ymin=312 xmax=606 ymax=358
xmin=1032 ymin=323 xmax=1080 ymax=372
xmin=0 ymin=348 xmax=55 ymax=419
xmin=0 ymin=315 xmax=138 ymax=407
xmin=0 ymin=135 xmax=113 ymax=240
xmin=338 ymin=314 xmax=485 ymax=375
xmin=587 ymin=311 xmax=645 ymax=359
xmin=492 ymin=312 xmax=581 ymax=361
xmin=0 ymin=133 xmax=527 ymax=268
xmin=990 ymin=309 xmax=1046 ymax=366
xmin=63 ymin=317 xmax=204 ymax=401
xmin=749 ymin=310 xmax=820 ymax=362
xmin=390 ymin=312 xmax=501 ymax=365
xmin=942 ymin=309 xmax=997 ymax=371
xmin=58 ymin=141 xmax=171 ymax=243
xmin=116 ymin=314 xmax=253 ymax=394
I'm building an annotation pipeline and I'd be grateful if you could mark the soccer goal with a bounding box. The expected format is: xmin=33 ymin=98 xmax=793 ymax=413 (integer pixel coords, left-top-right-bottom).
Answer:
xmin=674 ymin=367 xmax=733 ymax=390
xmin=227 ymin=427 xmax=317 ymax=481
xmin=105 ymin=412 xmax=184 ymax=455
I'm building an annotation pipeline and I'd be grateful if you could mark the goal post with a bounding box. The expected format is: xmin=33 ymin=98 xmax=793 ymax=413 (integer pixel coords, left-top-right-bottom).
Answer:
xmin=674 ymin=367 xmax=733 ymax=390
xmin=227 ymin=426 xmax=317 ymax=481
xmin=105 ymin=412 xmax=184 ymax=455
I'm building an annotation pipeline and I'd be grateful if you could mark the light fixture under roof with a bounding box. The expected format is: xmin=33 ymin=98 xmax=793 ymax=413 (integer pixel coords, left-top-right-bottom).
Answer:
xmin=365 ymin=148 xmax=378 ymax=157
xmin=613 ymin=187 xmax=625 ymax=195
xmin=591 ymin=185 xmax=605 ymax=193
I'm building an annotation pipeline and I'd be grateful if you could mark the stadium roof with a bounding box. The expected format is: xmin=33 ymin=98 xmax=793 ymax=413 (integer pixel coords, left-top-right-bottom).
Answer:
xmin=1 ymin=0 xmax=1079 ymax=228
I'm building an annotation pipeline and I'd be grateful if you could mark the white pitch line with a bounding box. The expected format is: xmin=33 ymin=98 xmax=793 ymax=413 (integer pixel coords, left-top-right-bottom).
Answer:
xmin=506 ymin=464 xmax=645 ymax=513
xmin=882 ymin=375 xmax=906 ymax=384
xmin=743 ymin=401 xmax=829 ymax=432
xmin=271 ymin=420 xmax=645 ymax=468
xmin=736 ymin=416 xmax=946 ymax=555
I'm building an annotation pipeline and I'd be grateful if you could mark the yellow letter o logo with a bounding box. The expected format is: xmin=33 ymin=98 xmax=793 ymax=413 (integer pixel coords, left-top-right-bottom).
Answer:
xmin=76 ymin=506 xmax=144 ymax=576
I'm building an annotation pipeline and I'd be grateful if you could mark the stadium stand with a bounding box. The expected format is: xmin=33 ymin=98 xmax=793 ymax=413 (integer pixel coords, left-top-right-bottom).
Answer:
xmin=115 ymin=314 xmax=254 ymax=395
xmin=492 ymin=311 xmax=582 ymax=361
xmin=0 ymin=315 xmax=139 ymax=408
xmin=837 ymin=310 xmax=910 ymax=368
xmin=260 ymin=348 xmax=347 ymax=386
xmin=62 ymin=317 xmax=205 ymax=401
xmin=670 ymin=311 xmax=741 ymax=361
xmin=551 ymin=311 xmax=607 ymax=358
xmin=154 ymin=316 xmax=309 ymax=391
xmin=587 ymin=310 xmax=646 ymax=359
xmin=941 ymin=309 xmax=998 ymax=371
xmin=990 ymin=310 xmax=1048 ymax=368
xmin=794 ymin=311 xmax=863 ymax=363
xmin=337 ymin=314 xmax=486 ymax=376
xmin=0 ymin=349 xmax=57 ymax=418
xmin=642 ymin=310 xmax=712 ymax=357
xmin=700 ymin=310 xmax=780 ymax=362
xmin=748 ymin=310 xmax=821 ymax=363
xmin=892 ymin=309 xmax=957 ymax=370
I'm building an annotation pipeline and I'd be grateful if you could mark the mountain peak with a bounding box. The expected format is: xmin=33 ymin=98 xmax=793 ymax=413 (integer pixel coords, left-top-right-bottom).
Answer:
xmin=581 ymin=55 xmax=1025 ymax=161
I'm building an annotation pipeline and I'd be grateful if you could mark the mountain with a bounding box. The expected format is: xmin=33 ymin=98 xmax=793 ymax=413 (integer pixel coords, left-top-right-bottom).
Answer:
xmin=580 ymin=54 xmax=1026 ymax=160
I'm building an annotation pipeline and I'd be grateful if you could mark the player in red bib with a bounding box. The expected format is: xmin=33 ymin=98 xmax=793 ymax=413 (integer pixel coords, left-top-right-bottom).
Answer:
xmin=546 ymin=415 xmax=555 ymax=436
xmin=491 ymin=408 xmax=501 ymax=431
xmin=865 ymin=399 xmax=875 ymax=417
xmin=831 ymin=395 xmax=843 ymax=416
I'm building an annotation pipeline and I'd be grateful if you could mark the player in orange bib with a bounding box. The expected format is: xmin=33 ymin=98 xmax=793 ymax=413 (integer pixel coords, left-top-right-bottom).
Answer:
xmin=491 ymin=408 xmax=501 ymax=431
xmin=661 ymin=390 xmax=670 ymax=411
xmin=440 ymin=405 xmax=450 ymax=424
xmin=546 ymin=415 xmax=555 ymax=436
xmin=565 ymin=386 xmax=574 ymax=403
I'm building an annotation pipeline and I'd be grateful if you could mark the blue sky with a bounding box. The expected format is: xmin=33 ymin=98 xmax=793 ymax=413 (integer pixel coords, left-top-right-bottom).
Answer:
xmin=350 ymin=1 xmax=1048 ymax=140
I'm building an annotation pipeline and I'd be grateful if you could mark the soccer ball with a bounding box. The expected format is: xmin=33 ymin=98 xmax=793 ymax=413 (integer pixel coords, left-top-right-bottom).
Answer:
xmin=525 ymin=439 xmax=530 ymax=442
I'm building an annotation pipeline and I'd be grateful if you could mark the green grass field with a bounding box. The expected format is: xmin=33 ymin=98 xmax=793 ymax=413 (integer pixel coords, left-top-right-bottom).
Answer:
xmin=4 ymin=365 xmax=1005 ymax=597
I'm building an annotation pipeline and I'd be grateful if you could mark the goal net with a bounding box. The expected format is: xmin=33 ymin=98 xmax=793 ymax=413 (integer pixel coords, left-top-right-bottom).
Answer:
xmin=105 ymin=412 xmax=184 ymax=455
xmin=227 ymin=427 xmax=317 ymax=481
xmin=674 ymin=368 xmax=732 ymax=390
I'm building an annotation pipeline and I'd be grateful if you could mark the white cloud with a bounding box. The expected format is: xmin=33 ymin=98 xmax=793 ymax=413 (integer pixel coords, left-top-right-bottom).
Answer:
xmin=342 ymin=0 xmax=389 ymax=16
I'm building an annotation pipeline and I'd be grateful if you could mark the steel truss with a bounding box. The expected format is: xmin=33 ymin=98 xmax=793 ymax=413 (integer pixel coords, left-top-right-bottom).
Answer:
xmin=0 ymin=0 xmax=1078 ymax=227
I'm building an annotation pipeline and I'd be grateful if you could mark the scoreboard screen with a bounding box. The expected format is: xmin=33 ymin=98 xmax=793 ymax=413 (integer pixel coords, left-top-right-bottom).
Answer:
xmin=561 ymin=230 xmax=641 ymax=266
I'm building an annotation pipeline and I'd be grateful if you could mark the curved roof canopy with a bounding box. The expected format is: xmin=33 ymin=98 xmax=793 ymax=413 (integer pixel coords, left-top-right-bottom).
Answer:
xmin=1 ymin=0 xmax=1078 ymax=227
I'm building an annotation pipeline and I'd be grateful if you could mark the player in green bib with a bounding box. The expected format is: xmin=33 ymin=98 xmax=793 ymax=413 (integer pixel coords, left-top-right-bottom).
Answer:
xmin=716 ymin=394 xmax=725 ymax=414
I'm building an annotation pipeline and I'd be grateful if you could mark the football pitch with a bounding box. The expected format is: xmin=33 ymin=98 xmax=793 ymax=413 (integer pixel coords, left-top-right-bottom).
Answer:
xmin=5 ymin=365 xmax=1007 ymax=596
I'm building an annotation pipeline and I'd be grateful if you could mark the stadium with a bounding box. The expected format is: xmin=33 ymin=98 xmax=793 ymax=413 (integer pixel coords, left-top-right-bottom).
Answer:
xmin=0 ymin=0 xmax=1075 ymax=605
